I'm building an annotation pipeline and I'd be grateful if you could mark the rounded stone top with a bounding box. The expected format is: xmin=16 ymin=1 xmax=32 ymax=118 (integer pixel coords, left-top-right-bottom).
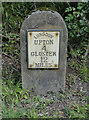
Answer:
xmin=21 ymin=10 xmax=68 ymax=35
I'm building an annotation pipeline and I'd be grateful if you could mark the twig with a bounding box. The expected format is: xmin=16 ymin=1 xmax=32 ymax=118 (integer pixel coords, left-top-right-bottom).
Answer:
xmin=2 ymin=52 xmax=21 ymax=72
xmin=0 ymin=34 xmax=13 ymax=40
xmin=2 ymin=52 xmax=13 ymax=59
xmin=84 ymin=44 xmax=89 ymax=58
xmin=2 ymin=52 xmax=21 ymax=64
xmin=34 ymin=2 xmax=37 ymax=11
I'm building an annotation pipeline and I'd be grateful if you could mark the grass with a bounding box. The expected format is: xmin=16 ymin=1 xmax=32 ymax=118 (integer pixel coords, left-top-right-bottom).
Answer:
xmin=2 ymin=76 xmax=88 ymax=118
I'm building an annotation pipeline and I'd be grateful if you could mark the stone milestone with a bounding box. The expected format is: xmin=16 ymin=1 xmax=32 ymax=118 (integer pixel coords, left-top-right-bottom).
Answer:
xmin=20 ymin=11 xmax=68 ymax=94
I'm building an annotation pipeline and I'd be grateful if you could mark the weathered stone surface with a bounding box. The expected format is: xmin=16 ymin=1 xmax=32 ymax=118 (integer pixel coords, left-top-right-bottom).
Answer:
xmin=20 ymin=11 xmax=68 ymax=94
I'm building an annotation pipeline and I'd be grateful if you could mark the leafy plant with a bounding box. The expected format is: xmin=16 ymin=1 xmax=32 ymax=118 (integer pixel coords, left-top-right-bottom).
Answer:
xmin=64 ymin=103 xmax=88 ymax=119
xmin=69 ymin=103 xmax=88 ymax=119
xmin=65 ymin=2 xmax=89 ymax=49
xmin=2 ymin=104 xmax=27 ymax=118
xmin=79 ymin=58 xmax=88 ymax=82
xmin=2 ymin=74 xmax=29 ymax=106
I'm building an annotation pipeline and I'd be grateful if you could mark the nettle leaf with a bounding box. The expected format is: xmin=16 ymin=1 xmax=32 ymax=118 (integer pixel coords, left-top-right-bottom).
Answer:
xmin=77 ymin=3 xmax=86 ymax=10
xmin=72 ymin=7 xmax=76 ymax=11
xmin=80 ymin=20 xmax=84 ymax=25
xmin=65 ymin=7 xmax=72 ymax=12
xmin=65 ymin=17 xmax=70 ymax=21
